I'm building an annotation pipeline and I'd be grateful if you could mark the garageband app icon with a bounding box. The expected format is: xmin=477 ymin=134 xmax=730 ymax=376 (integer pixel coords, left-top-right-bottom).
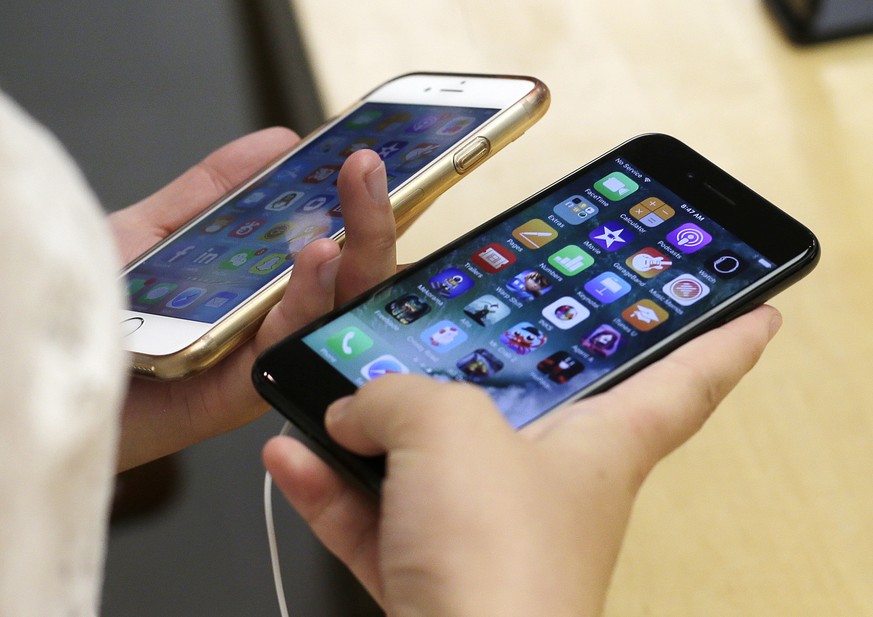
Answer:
xmin=583 ymin=272 xmax=632 ymax=304
xmin=456 ymin=348 xmax=504 ymax=383
xmin=471 ymin=243 xmax=516 ymax=273
xmin=581 ymin=324 xmax=622 ymax=357
xmin=552 ymin=194 xmax=599 ymax=225
xmin=706 ymin=249 xmax=747 ymax=279
xmin=662 ymin=273 xmax=710 ymax=306
xmin=428 ymin=267 xmax=474 ymax=299
xmin=385 ymin=293 xmax=431 ymax=325
xmin=361 ymin=355 xmax=409 ymax=381
xmin=500 ymin=322 xmax=547 ymax=355
xmin=537 ymin=351 xmax=584 ymax=384
xmin=512 ymin=219 xmax=558 ymax=249
xmin=541 ymin=296 xmax=591 ymax=330
xmin=594 ymin=172 xmax=640 ymax=201
xmin=589 ymin=222 xmax=634 ymax=252
xmin=666 ymin=222 xmax=712 ymax=254
xmin=421 ymin=320 xmax=468 ymax=353
xmin=626 ymin=247 xmax=673 ymax=278
xmin=629 ymin=197 xmax=675 ymax=227
xmin=463 ymin=294 xmax=511 ymax=327
xmin=621 ymin=299 xmax=669 ymax=332
xmin=506 ymin=269 xmax=553 ymax=303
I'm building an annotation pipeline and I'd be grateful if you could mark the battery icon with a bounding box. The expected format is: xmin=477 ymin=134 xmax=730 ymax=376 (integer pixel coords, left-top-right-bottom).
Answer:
xmin=758 ymin=257 xmax=774 ymax=269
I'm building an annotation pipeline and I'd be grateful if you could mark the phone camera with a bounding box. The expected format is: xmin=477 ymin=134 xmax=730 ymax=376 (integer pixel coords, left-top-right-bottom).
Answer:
xmin=686 ymin=171 xmax=695 ymax=179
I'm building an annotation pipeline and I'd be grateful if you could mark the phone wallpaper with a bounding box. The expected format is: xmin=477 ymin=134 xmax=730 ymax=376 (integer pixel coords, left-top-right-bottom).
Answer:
xmin=303 ymin=157 xmax=775 ymax=428
xmin=123 ymin=102 xmax=497 ymax=323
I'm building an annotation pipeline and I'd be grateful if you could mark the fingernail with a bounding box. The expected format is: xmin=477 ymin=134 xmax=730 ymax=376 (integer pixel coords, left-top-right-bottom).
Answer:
xmin=768 ymin=310 xmax=783 ymax=341
xmin=364 ymin=159 xmax=388 ymax=203
xmin=324 ymin=396 xmax=352 ymax=426
xmin=317 ymin=253 xmax=342 ymax=292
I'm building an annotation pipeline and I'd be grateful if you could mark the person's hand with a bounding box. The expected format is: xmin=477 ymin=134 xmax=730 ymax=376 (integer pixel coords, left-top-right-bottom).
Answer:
xmin=264 ymin=305 xmax=782 ymax=617
xmin=111 ymin=128 xmax=397 ymax=470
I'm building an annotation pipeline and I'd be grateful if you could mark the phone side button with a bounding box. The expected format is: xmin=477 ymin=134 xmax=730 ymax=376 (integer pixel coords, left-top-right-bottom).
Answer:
xmin=120 ymin=317 xmax=145 ymax=337
xmin=453 ymin=136 xmax=491 ymax=174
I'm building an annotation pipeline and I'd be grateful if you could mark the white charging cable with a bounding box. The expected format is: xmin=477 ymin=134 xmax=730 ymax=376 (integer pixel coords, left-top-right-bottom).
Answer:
xmin=264 ymin=419 xmax=294 ymax=617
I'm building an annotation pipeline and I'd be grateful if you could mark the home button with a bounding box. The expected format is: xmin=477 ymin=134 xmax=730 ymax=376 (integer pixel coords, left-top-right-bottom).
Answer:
xmin=121 ymin=317 xmax=145 ymax=337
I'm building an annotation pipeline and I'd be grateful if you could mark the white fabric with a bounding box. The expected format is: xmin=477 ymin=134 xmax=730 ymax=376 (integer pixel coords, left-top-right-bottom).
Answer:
xmin=0 ymin=91 xmax=126 ymax=616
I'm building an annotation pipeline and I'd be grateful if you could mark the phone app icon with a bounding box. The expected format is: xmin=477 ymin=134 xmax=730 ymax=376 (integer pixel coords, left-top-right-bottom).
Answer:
xmin=506 ymin=269 xmax=553 ymax=303
xmin=139 ymin=283 xmax=177 ymax=304
xmin=463 ymin=294 xmax=511 ymax=327
xmin=376 ymin=140 xmax=408 ymax=159
xmin=203 ymin=291 xmax=238 ymax=309
xmin=428 ymin=267 xmax=474 ymax=299
xmin=512 ymin=219 xmax=558 ymax=249
xmin=220 ymin=249 xmax=257 ymax=270
xmin=304 ymin=165 xmax=341 ymax=184
xmin=249 ymin=253 xmax=288 ymax=275
xmin=297 ymin=194 xmax=333 ymax=213
xmin=471 ymin=243 xmax=516 ymax=273
xmin=375 ymin=113 xmax=413 ymax=131
xmin=230 ymin=218 xmax=266 ymax=238
xmin=594 ymin=172 xmax=640 ymax=201
xmin=457 ymin=348 xmax=504 ymax=383
xmin=706 ymin=249 xmax=747 ymax=279
xmin=340 ymin=138 xmax=377 ymax=157
xmin=361 ymin=355 xmax=409 ymax=381
xmin=500 ymin=322 xmax=547 ymax=355
xmin=265 ymin=191 xmax=303 ymax=212
xmin=589 ymin=222 xmax=634 ymax=252
xmin=202 ymin=215 xmax=236 ymax=234
xmin=548 ymin=245 xmax=594 ymax=277
xmin=583 ymin=272 xmax=632 ymax=304
xmin=385 ymin=293 xmax=431 ymax=325
xmin=581 ymin=324 xmax=623 ymax=357
xmin=629 ymin=197 xmax=675 ymax=227
xmin=541 ymin=296 xmax=591 ymax=330
xmin=662 ymin=273 xmax=711 ymax=306
xmin=621 ymin=299 xmax=669 ymax=332
xmin=626 ymin=247 xmax=673 ymax=278
xmin=537 ymin=351 xmax=584 ymax=384
xmin=552 ymin=194 xmax=599 ymax=225
xmin=421 ymin=320 xmax=468 ymax=353
xmin=166 ymin=287 xmax=207 ymax=310
xmin=327 ymin=326 xmax=374 ymax=359
xmin=346 ymin=110 xmax=382 ymax=128
xmin=261 ymin=222 xmax=293 ymax=242
xmin=666 ymin=222 xmax=712 ymax=254
xmin=436 ymin=116 xmax=475 ymax=135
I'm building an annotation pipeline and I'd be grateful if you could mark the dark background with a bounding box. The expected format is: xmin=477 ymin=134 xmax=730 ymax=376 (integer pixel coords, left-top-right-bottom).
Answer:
xmin=0 ymin=1 xmax=381 ymax=614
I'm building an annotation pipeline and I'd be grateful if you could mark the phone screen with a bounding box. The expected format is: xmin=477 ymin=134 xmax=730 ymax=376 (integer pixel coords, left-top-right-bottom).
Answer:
xmin=296 ymin=150 xmax=805 ymax=428
xmin=124 ymin=101 xmax=497 ymax=324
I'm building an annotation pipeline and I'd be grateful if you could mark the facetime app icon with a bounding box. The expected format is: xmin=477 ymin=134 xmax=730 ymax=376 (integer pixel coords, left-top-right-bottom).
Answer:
xmin=594 ymin=172 xmax=639 ymax=201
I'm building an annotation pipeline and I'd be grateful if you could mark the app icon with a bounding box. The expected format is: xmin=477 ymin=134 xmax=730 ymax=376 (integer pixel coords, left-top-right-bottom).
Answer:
xmin=581 ymin=324 xmax=623 ymax=357
xmin=537 ymin=351 xmax=584 ymax=384
xmin=662 ymin=273 xmax=711 ymax=306
xmin=436 ymin=116 xmax=475 ymax=135
xmin=304 ymin=165 xmax=341 ymax=184
xmin=666 ymin=223 xmax=712 ymax=254
xmin=285 ymin=224 xmax=330 ymax=254
xmin=346 ymin=110 xmax=382 ymax=128
xmin=707 ymin=250 xmax=747 ymax=279
xmin=220 ymin=250 xmax=257 ymax=270
xmin=340 ymin=138 xmax=377 ymax=157
xmin=361 ymin=355 xmax=409 ymax=381
xmin=236 ymin=189 xmax=270 ymax=209
xmin=594 ymin=172 xmax=640 ymax=201
xmin=191 ymin=247 xmax=226 ymax=265
xmin=314 ymin=135 xmax=343 ymax=155
xmin=626 ymin=247 xmax=673 ymax=278
xmin=166 ymin=287 xmax=207 ymax=309
xmin=375 ymin=113 xmax=413 ymax=131
xmin=401 ymin=143 xmax=440 ymax=163
xmin=376 ymin=140 xmax=408 ymax=159
xmin=406 ymin=113 xmax=451 ymax=133
xmin=512 ymin=219 xmax=558 ymax=249
xmin=589 ymin=222 xmax=634 ymax=252
xmin=204 ymin=291 xmax=238 ymax=309
xmin=385 ymin=293 xmax=431 ymax=325
xmin=463 ymin=294 xmax=511 ymax=327
xmin=457 ymin=349 xmax=505 ymax=383
xmin=552 ymin=194 xmax=599 ymax=225
xmin=265 ymin=191 xmax=303 ymax=212
xmin=421 ymin=320 xmax=468 ymax=352
xmin=541 ymin=296 xmax=591 ymax=330
xmin=621 ymin=299 xmax=669 ymax=331
xmin=548 ymin=244 xmax=594 ymax=276
xmin=261 ymin=222 xmax=293 ymax=242
xmin=583 ymin=272 xmax=632 ymax=304
xmin=126 ymin=277 xmax=150 ymax=296
xmin=471 ymin=243 xmax=516 ymax=273
xmin=506 ymin=269 xmax=553 ymax=302
xmin=327 ymin=326 xmax=374 ymax=358
xmin=297 ymin=194 xmax=333 ymax=213
xmin=230 ymin=218 xmax=266 ymax=238
xmin=202 ymin=215 xmax=235 ymax=234
xmin=249 ymin=253 xmax=288 ymax=275
xmin=139 ymin=283 xmax=177 ymax=304
xmin=500 ymin=322 xmax=547 ymax=355
xmin=629 ymin=197 xmax=675 ymax=227
xmin=162 ymin=244 xmax=195 ymax=264
xmin=428 ymin=267 xmax=474 ymax=299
